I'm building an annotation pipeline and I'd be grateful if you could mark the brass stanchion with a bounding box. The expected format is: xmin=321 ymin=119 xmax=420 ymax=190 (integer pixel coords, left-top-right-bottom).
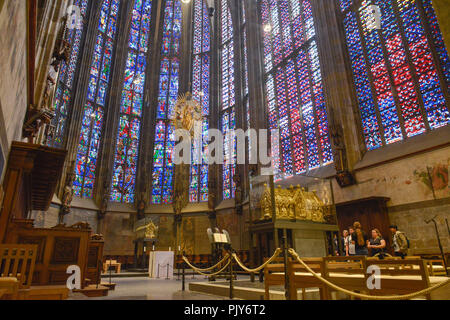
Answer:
xmin=166 ymin=263 xmax=170 ymax=280
xmin=229 ymin=255 xmax=234 ymax=300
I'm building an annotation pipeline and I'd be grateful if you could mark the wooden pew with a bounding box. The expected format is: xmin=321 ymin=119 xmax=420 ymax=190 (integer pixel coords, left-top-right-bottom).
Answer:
xmin=323 ymin=257 xmax=440 ymax=300
xmin=364 ymin=259 xmax=434 ymax=299
xmin=287 ymin=258 xmax=328 ymax=300
xmin=264 ymin=257 xmax=329 ymax=300
xmin=264 ymin=258 xmax=285 ymax=300
xmin=5 ymin=220 xmax=90 ymax=287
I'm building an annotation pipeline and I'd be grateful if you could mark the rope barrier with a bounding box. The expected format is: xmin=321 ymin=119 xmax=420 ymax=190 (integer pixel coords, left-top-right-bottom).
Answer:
xmin=182 ymin=253 xmax=230 ymax=272
xmin=288 ymin=249 xmax=450 ymax=300
xmin=232 ymin=248 xmax=283 ymax=273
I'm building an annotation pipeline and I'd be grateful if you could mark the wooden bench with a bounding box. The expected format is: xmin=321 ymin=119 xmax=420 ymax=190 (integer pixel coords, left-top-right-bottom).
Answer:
xmin=103 ymin=260 xmax=121 ymax=274
xmin=264 ymin=257 xmax=329 ymax=300
xmin=323 ymin=257 xmax=443 ymax=300
xmin=264 ymin=259 xmax=286 ymax=300
xmin=0 ymin=244 xmax=68 ymax=300
xmin=287 ymin=258 xmax=329 ymax=300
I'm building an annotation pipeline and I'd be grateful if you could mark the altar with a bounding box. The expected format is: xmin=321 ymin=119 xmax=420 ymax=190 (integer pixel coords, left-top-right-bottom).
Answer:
xmin=149 ymin=251 xmax=175 ymax=279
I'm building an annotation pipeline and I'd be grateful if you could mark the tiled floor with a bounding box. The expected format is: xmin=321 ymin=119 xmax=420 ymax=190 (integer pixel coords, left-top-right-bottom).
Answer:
xmin=69 ymin=276 xmax=241 ymax=300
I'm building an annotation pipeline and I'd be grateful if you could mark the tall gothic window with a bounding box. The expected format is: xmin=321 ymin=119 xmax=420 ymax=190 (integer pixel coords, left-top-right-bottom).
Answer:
xmin=340 ymin=0 xmax=450 ymax=150
xmin=111 ymin=0 xmax=153 ymax=203
xmin=74 ymin=0 xmax=121 ymax=198
xmin=189 ymin=0 xmax=210 ymax=203
xmin=151 ymin=0 xmax=182 ymax=205
xmin=260 ymin=0 xmax=334 ymax=181
xmin=220 ymin=0 xmax=237 ymax=200
xmin=49 ymin=0 xmax=90 ymax=148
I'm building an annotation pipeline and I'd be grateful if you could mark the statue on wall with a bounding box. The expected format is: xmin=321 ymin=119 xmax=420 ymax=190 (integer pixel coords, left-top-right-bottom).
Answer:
xmin=26 ymin=15 xmax=71 ymax=143
xmin=59 ymin=161 xmax=75 ymax=222
xmin=260 ymin=184 xmax=272 ymax=220
xmin=98 ymin=178 xmax=110 ymax=220
xmin=330 ymin=124 xmax=356 ymax=187
xmin=136 ymin=192 xmax=146 ymax=220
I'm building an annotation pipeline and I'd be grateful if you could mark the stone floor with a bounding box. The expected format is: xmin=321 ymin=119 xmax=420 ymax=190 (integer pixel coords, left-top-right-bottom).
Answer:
xmin=69 ymin=275 xmax=248 ymax=300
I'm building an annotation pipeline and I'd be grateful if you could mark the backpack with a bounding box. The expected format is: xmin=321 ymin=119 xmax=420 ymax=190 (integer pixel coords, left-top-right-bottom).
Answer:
xmin=397 ymin=232 xmax=410 ymax=250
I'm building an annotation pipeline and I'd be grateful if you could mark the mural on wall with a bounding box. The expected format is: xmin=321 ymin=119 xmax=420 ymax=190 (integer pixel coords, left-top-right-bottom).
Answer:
xmin=180 ymin=216 xmax=195 ymax=255
xmin=413 ymin=160 xmax=450 ymax=199
xmin=333 ymin=148 xmax=450 ymax=206
xmin=158 ymin=215 xmax=174 ymax=250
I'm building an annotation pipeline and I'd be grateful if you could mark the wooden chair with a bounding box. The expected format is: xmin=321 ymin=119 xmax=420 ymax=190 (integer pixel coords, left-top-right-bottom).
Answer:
xmin=0 ymin=244 xmax=37 ymax=289
xmin=0 ymin=244 xmax=68 ymax=300
xmin=264 ymin=257 xmax=286 ymax=300
xmin=103 ymin=260 xmax=121 ymax=274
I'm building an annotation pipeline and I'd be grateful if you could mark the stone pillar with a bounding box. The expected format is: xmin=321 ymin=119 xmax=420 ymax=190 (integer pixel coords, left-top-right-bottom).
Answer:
xmin=432 ymin=0 xmax=450 ymax=51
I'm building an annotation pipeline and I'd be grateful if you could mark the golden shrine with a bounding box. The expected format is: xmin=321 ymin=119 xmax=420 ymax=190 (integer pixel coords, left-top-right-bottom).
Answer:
xmin=260 ymin=184 xmax=331 ymax=223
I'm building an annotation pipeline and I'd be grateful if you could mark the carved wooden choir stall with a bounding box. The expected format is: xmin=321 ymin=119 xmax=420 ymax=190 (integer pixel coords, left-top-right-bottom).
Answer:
xmin=0 ymin=142 xmax=106 ymax=299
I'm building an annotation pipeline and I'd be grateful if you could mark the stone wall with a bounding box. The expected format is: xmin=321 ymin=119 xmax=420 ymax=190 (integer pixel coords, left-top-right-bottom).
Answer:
xmin=433 ymin=0 xmax=450 ymax=51
xmin=63 ymin=207 xmax=98 ymax=232
xmin=0 ymin=0 xmax=28 ymax=173
xmin=332 ymin=144 xmax=450 ymax=254
xmin=101 ymin=212 xmax=135 ymax=256
xmin=388 ymin=201 xmax=450 ymax=255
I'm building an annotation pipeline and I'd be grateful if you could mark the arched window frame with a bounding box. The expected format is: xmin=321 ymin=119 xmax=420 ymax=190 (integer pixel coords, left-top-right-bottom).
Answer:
xmin=110 ymin=0 xmax=154 ymax=203
xmin=259 ymin=0 xmax=334 ymax=182
xmin=49 ymin=0 xmax=90 ymax=148
xmin=189 ymin=0 xmax=211 ymax=203
xmin=74 ymin=0 xmax=121 ymax=199
xmin=150 ymin=0 xmax=183 ymax=205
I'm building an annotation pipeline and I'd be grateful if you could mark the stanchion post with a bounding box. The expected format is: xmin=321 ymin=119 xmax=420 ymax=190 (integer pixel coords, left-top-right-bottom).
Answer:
xmin=229 ymin=255 xmax=233 ymax=300
xmin=282 ymin=232 xmax=290 ymax=300
xmin=157 ymin=264 xmax=160 ymax=279
xmin=182 ymin=251 xmax=186 ymax=291
xmin=166 ymin=263 xmax=169 ymax=280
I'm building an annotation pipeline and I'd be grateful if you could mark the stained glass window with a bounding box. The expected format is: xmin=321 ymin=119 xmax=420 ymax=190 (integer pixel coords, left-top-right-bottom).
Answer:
xmin=260 ymin=0 xmax=334 ymax=181
xmin=151 ymin=0 xmax=182 ymax=205
xmin=111 ymin=0 xmax=153 ymax=203
xmin=220 ymin=0 xmax=236 ymax=199
xmin=73 ymin=0 xmax=120 ymax=199
xmin=241 ymin=0 xmax=251 ymax=155
xmin=190 ymin=0 xmax=210 ymax=203
xmin=340 ymin=0 xmax=450 ymax=150
xmin=49 ymin=0 xmax=90 ymax=148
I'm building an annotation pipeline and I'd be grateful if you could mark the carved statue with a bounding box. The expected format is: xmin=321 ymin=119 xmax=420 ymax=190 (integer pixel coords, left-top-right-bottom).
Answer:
xmin=260 ymin=184 xmax=272 ymax=220
xmin=135 ymin=220 xmax=159 ymax=239
xmin=59 ymin=162 xmax=75 ymax=219
xmin=136 ymin=192 xmax=146 ymax=220
xmin=99 ymin=179 xmax=110 ymax=219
